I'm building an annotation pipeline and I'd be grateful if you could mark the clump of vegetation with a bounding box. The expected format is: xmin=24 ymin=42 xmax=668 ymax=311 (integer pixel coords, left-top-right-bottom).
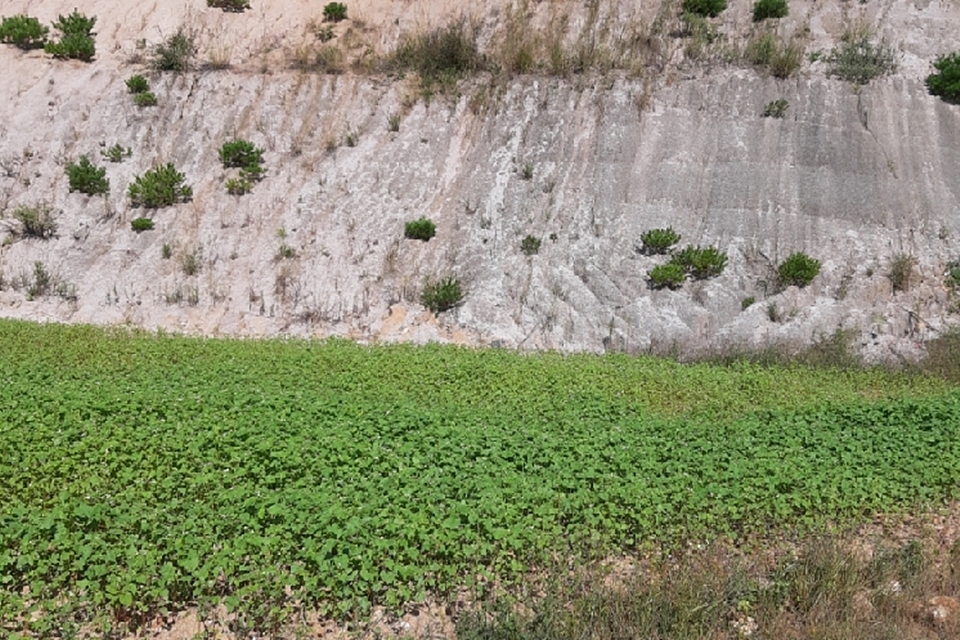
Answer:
xmin=404 ymin=217 xmax=436 ymax=242
xmin=44 ymin=10 xmax=96 ymax=61
xmin=745 ymin=33 xmax=803 ymax=78
xmin=679 ymin=12 xmax=719 ymax=60
xmin=762 ymin=98 xmax=789 ymax=118
xmin=422 ymin=277 xmax=463 ymax=313
xmin=888 ymin=253 xmax=916 ymax=293
xmin=776 ymin=251 xmax=821 ymax=288
xmin=741 ymin=296 xmax=756 ymax=310
xmin=125 ymin=74 xmax=149 ymax=94
xmin=520 ymin=235 xmax=542 ymax=256
xmin=670 ymin=245 xmax=729 ymax=280
xmin=134 ymin=91 xmax=158 ymax=107
xmin=520 ymin=162 xmax=534 ymax=180
xmin=648 ymin=262 xmax=687 ymax=290
xmin=65 ymin=156 xmax=109 ymax=195
xmin=925 ymin=52 xmax=960 ymax=104
xmin=945 ymin=258 xmax=960 ymax=290
xmin=682 ymin=0 xmax=727 ymax=18
xmin=387 ymin=113 xmax=401 ymax=132
xmin=826 ymin=26 xmax=897 ymax=85
xmin=386 ymin=21 xmax=483 ymax=92
xmin=128 ymin=163 xmax=192 ymax=208
xmin=9 ymin=204 xmax=57 ymax=239
xmin=130 ymin=217 xmax=154 ymax=233
xmin=219 ymin=140 xmax=265 ymax=195
xmin=101 ymin=143 xmax=131 ymax=163
xmin=0 ymin=15 xmax=48 ymax=50
xmin=639 ymin=228 xmax=681 ymax=255
xmin=152 ymin=28 xmax=195 ymax=72
xmin=322 ymin=2 xmax=348 ymax=22
xmin=225 ymin=177 xmax=251 ymax=195
xmin=753 ymin=0 xmax=788 ymax=22
xmin=180 ymin=248 xmax=201 ymax=276
xmin=207 ymin=0 xmax=250 ymax=12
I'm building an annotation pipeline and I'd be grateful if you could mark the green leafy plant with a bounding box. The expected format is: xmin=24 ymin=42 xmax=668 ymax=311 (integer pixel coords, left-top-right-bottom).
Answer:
xmin=101 ymin=143 xmax=131 ymax=163
xmin=670 ymin=245 xmax=729 ymax=280
xmin=152 ymin=28 xmax=195 ymax=71
xmin=648 ymin=263 xmax=687 ymax=290
xmin=762 ymin=98 xmax=789 ymax=118
xmin=826 ymin=26 xmax=897 ymax=84
xmin=640 ymin=228 xmax=681 ymax=255
xmin=130 ymin=217 xmax=154 ymax=233
xmin=134 ymin=91 xmax=158 ymax=107
xmin=742 ymin=296 xmax=756 ymax=310
xmin=226 ymin=177 xmax=251 ymax=195
xmin=521 ymin=162 xmax=534 ymax=180
xmin=404 ymin=217 xmax=437 ymax=241
xmin=753 ymin=0 xmax=788 ymax=22
xmin=65 ymin=156 xmax=109 ymax=195
xmin=520 ymin=235 xmax=542 ymax=256
xmin=43 ymin=10 xmax=96 ymax=61
xmin=10 ymin=204 xmax=57 ymax=239
xmin=323 ymin=2 xmax=348 ymax=22
xmin=128 ymin=163 xmax=193 ymax=208
xmin=682 ymin=0 xmax=727 ymax=18
xmin=926 ymin=52 xmax=960 ymax=104
xmin=776 ymin=252 xmax=821 ymax=288
xmin=207 ymin=0 xmax=251 ymax=12
xmin=0 ymin=15 xmax=48 ymax=50
xmin=422 ymin=276 xmax=463 ymax=312
xmin=219 ymin=139 xmax=264 ymax=168
xmin=888 ymin=253 xmax=916 ymax=293
xmin=125 ymin=74 xmax=149 ymax=93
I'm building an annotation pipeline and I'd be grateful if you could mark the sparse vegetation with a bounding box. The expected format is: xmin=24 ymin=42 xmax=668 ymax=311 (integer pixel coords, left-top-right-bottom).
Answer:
xmin=65 ymin=156 xmax=109 ymax=195
xmin=207 ymin=0 xmax=250 ymax=12
xmin=219 ymin=139 xmax=264 ymax=168
xmin=888 ymin=253 xmax=916 ymax=293
xmin=520 ymin=162 xmax=534 ymax=180
xmin=648 ymin=263 xmax=687 ymax=290
xmin=134 ymin=91 xmax=158 ymax=107
xmin=745 ymin=33 xmax=803 ymax=78
xmin=322 ymin=2 xmax=348 ymax=23
xmin=762 ymin=98 xmax=789 ymax=118
xmin=404 ymin=217 xmax=437 ymax=242
xmin=225 ymin=177 xmax=251 ymax=195
xmin=776 ymin=252 xmax=821 ymax=288
xmin=520 ymin=235 xmax=542 ymax=256
xmin=130 ymin=217 xmax=154 ymax=233
xmin=102 ymin=143 xmax=131 ymax=163
xmin=44 ymin=10 xmax=96 ymax=61
xmin=161 ymin=243 xmax=173 ymax=259
xmin=926 ymin=51 xmax=960 ymax=103
xmin=387 ymin=113 xmax=401 ymax=132
xmin=826 ymin=26 xmax=897 ymax=85
xmin=422 ymin=276 xmax=463 ymax=312
xmin=670 ymin=245 xmax=729 ymax=280
xmin=9 ymin=204 xmax=57 ymax=239
xmin=180 ymin=248 xmax=201 ymax=276
xmin=125 ymin=74 xmax=149 ymax=94
xmin=0 ymin=15 xmax=48 ymax=50
xmin=682 ymin=0 xmax=727 ymax=18
xmin=386 ymin=21 xmax=483 ymax=93
xmin=946 ymin=259 xmax=960 ymax=290
xmin=152 ymin=28 xmax=195 ymax=72
xmin=639 ymin=228 xmax=681 ymax=255
xmin=753 ymin=0 xmax=788 ymax=22
xmin=128 ymin=163 xmax=192 ymax=208
xmin=741 ymin=296 xmax=756 ymax=310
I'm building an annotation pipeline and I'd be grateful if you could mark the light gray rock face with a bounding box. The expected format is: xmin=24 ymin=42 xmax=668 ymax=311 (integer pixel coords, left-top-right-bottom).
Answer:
xmin=0 ymin=0 xmax=958 ymax=362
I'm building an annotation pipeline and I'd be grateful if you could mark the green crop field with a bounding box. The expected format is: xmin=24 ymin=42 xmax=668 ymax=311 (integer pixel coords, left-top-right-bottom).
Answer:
xmin=1 ymin=320 xmax=958 ymax=635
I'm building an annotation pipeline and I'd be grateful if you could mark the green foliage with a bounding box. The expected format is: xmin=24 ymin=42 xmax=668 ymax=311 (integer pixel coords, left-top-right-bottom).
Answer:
xmin=219 ymin=139 xmax=265 ymax=168
xmin=152 ymin=28 xmax=195 ymax=72
xmin=521 ymin=162 xmax=534 ymax=180
xmin=776 ymin=252 xmax=821 ymax=288
xmin=9 ymin=204 xmax=57 ymax=239
xmin=102 ymin=143 xmax=131 ymax=163
xmin=226 ymin=177 xmax=251 ymax=195
xmin=745 ymin=33 xmax=802 ymax=78
xmin=648 ymin=263 xmax=687 ymax=290
xmin=44 ymin=11 xmax=96 ymax=61
xmin=128 ymin=163 xmax=193 ymax=208
xmin=134 ymin=91 xmax=158 ymax=107
xmin=130 ymin=217 xmax=155 ymax=233
xmin=888 ymin=253 xmax=916 ymax=293
xmin=422 ymin=277 xmax=463 ymax=312
xmin=65 ymin=156 xmax=109 ymax=195
xmin=323 ymin=2 xmax=348 ymax=22
xmin=388 ymin=113 xmax=401 ymax=132
xmin=387 ymin=21 xmax=483 ymax=87
xmin=926 ymin=52 xmax=960 ymax=103
xmin=682 ymin=0 xmax=727 ymax=18
xmin=125 ymin=74 xmax=149 ymax=93
xmin=762 ymin=98 xmax=789 ymax=118
xmin=162 ymin=243 xmax=173 ymax=259
xmin=742 ymin=296 xmax=756 ymax=310
xmin=404 ymin=217 xmax=437 ymax=241
xmin=753 ymin=0 xmax=788 ymax=22
xmin=945 ymin=259 xmax=960 ymax=290
xmin=207 ymin=0 xmax=251 ymax=12
xmin=0 ymin=15 xmax=48 ymax=50
xmin=520 ymin=235 xmax=542 ymax=256
xmin=826 ymin=26 xmax=897 ymax=84
xmin=670 ymin=245 xmax=729 ymax=280
xmin=639 ymin=228 xmax=681 ymax=255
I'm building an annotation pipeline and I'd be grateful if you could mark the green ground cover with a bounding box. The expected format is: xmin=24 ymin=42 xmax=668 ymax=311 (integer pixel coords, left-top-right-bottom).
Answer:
xmin=0 ymin=320 xmax=958 ymax=634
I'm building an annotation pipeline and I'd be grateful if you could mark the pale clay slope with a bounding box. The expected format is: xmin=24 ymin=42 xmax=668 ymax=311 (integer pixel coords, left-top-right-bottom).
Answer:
xmin=0 ymin=0 xmax=959 ymax=361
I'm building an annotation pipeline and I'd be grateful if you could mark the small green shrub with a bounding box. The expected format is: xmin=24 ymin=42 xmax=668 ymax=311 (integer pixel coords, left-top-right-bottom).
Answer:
xmin=10 ymin=204 xmax=57 ymax=239
xmin=679 ymin=12 xmax=719 ymax=60
xmin=207 ymin=0 xmax=251 ymax=12
xmin=126 ymin=74 xmax=149 ymax=93
xmin=219 ymin=139 xmax=264 ymax=168
xmin=926 ymin=52 xmax=960 ymax=104
xmin=387 ymin=21 xmax=483 ymax=86
xmin=102 ymin=144 xmax=131 ymax=163
xmin=323 ymin=2 xmax=348 ymax=22
xmin=180 ymin=249 xmax=201 ymax=276
xmin=776 ymin=252 xmax=821 ymax=288
xmin=422 ymin=277 xmax=463 ymax=313
xmin=162 ymin=243 xmax=173 ymax=259
xmin=753 ymin=0 xmax=788 ymax=22
xmin=670 ymin=245 xmax=728 ymax=279
xmin=44 ymin=11 xmax=96 ymax=61
xmin=682 ymin=0 xmax=727 ymax=18
xmin=648 ymin=263 xmax=687 ymax=290
xmin=640 ymin=228 xmax=681 ymax=255
xmin=404 ymin=217 xmax=437 ymax=241
xmin=826 ymin=27 xmax=897 ymax=84
xmin=0 ymin=15 xmax=49 ymax=50
xmin=134 ymin=91 xmax=158 ymax=107
xmin=65 ymin=156 xmax=109 ymax=195
xmin=275 ymin=244 xmax=297 ymax=260
xmin=521 ymin=163 xmax=534 ymax=180
xmin=128 ymin=163 xmax=193 ymax=208
xmin=762 ymin=98 xmax=789 ymax=118
xmin=945 ymin=259 xmax=960 ymax=290
xmin=888 ymin=253 xmax=916 ymax=293
xmin=741 ymin=296 xmax=756 ymax=310
xmin=130 ymin=217 xmax=154 ymax=233
xmin=152 ymin=29 xmax=195 ymax=72
xmin=388 ymin=113 xmax=401 ymax=132
xmin=520 ymin=235 xmax=542 ymax=256
xmin=225 ymin=177 xmax=251 ymax=195
xmin=239 ymin=162 xmax=265 ymax=182
xmin=745 ymin=34 xmax=802 ymax=78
